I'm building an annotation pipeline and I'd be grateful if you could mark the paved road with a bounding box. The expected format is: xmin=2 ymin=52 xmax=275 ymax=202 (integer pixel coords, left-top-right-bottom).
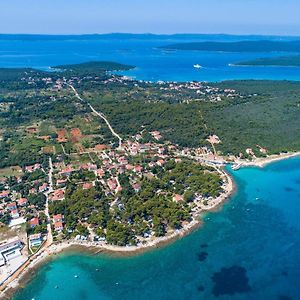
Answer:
xmin=177 ymin=152 xmax=227 ymax=167
xmin=44 ymin=157 xmax=54 ymax=245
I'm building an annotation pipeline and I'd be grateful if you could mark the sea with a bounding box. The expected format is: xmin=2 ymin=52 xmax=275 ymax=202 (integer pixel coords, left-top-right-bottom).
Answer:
xmin=0 ymin=33 xmax=300 ymax=82
xmin=1 ymin=34 xmax=300 ymax=299
xmin=13 ymin=157 xmax=300 ymax=300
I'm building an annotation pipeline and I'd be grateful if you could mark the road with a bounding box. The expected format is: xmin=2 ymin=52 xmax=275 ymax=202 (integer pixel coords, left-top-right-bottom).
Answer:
xmin=177 ymin=152 xmax=227 ymax=167
xmin=67 ymin=83 xmax=123 ymax=149
xmin=0 ymin=158 xmax=54 ymax=293
xmin=44 ymin=157 xmax=54 ymax=245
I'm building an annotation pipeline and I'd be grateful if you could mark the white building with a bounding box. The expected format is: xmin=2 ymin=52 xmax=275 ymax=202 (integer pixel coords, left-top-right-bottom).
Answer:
xmin=0 ymin=238 xmax=23 ymax=266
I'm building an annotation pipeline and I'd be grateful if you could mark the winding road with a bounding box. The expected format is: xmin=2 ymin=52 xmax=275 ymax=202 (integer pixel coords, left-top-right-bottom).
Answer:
xmin=67 ymin=83 xmax=123 ymax=148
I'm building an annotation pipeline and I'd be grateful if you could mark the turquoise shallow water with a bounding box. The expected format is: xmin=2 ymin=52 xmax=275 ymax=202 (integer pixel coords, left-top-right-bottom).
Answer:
xmin=1 ymin=34 xmax=300 ymax=82
xmin=13 ymin=157 xmax=300 ymax=300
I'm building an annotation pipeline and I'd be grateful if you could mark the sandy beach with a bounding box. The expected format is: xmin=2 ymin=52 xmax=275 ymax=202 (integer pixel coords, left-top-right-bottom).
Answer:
xmin=234 ymin=151 xmax=300 ymax=168
xmin=0 ymin=166 xmax=234 ymax=299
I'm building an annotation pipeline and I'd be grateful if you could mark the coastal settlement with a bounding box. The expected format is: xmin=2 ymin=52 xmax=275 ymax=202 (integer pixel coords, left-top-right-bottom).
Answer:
xmin=0 ymin=62 xmax=298 ymax=292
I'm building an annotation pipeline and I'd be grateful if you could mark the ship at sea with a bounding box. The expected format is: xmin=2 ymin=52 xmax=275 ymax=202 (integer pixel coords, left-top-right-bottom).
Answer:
xmin=193 ymin=64 xmax=202 ymax=69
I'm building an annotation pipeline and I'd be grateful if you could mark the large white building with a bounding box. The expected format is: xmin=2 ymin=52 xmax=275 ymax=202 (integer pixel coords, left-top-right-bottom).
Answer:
xmin=0 ymin=238 xmax=27 ymax=286
xmin=0 ymin=238 xmax=23 ymax=266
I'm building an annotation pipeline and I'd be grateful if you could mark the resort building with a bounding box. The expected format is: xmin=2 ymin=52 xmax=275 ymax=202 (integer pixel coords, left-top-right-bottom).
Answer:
xmin=29 ymin=233 xmax=43 ymax=247
xmin=0 ymin=238 xmax=23 ymax=267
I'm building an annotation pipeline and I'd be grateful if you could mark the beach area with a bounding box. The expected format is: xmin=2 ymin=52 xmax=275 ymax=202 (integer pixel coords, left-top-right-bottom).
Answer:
xmin=233 ymin=151 xmax=300 ymax=169
xmin=0 ymin=166 xmax=235 ymax=300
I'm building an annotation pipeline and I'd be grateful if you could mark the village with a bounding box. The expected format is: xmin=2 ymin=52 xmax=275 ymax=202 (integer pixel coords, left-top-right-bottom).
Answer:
xmin=0 ymin=63 xmax=255 ymax=290
xmin=0 ymin=122 xmax=232 ymax=286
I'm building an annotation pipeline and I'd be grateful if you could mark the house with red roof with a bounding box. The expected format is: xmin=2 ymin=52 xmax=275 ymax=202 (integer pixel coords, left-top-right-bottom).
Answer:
xmin=59 ymin=166 xmax=74 ymax=177
xmin=107 ymin=179 xmax=117 ymax=191
xmin=172 ymin=194 xmax=184 ymax=202
xmin=54 ymin=221 xmax=64 ymax=232
xmin=17 ymin=198 xmax=28 ymax=207
xmin=134 ymin=165 xmax=143 ymax=173
xmin=0 ymin=191 xmax=10 ymax=199
xmin=82 ymin=182 xmax=93 ymax=190
xmin=49 ymin=189 xmax=65 ymax=201
xmin=132 ymin=183 xmax=141 ymax=192
xmin=39 ymin=183 xmax=48 ymax=193
xmin=125 ymin=164 xmax=134 ymax=171
xmin=151 ymin=131 xmax=162 ymax=140
xmin=94 ymin=144 xmax=108 ymax=151
xmin=29 ymin=217 xmax=39 ymax=228
xmin=96 ymin=169 xmax=105 ymax=178
xmin=7 ymin=202 xmax=17 ymax=211
xmin=53 ymin=214 xmax=64 ymax=223
xmin=25 ymin=163 xmax=41 ymax=173
xmin=80 ymin=163 xmax=97 ymax=171
xmin=157 ymin=159 xmax=165 ymax=167
xmin=56 ymin=179 xmax=67 ymax=187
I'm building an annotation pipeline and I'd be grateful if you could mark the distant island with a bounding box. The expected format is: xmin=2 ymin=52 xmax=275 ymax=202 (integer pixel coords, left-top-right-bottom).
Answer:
xmin=233 ymin=55 xmax=300 ymax=67
xmin=160 ymin=40 xmax=300 ymax=52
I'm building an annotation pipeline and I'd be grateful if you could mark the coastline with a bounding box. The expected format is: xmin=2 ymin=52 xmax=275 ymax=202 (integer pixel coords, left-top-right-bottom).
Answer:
xmin=1 ymin=167 xmax=235 ymax=300
xmin=229 ymin=63 xmax=300 ymax=68
xmin=235 ymin=151 xmax=300 ymax=168
xmin=2 ymin=152 xmax=300 ymax=299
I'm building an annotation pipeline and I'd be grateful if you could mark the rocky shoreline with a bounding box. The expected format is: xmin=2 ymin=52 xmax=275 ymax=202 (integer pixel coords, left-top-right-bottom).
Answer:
xmin=1 ymin=167 xmax=235 ymax=300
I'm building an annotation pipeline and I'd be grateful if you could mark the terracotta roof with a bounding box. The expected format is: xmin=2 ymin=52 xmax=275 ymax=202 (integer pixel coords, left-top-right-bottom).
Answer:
xmin=30 ymin=217 xmax=39 ymax=227
xmin=173 ymin=194 xmax=184 ymax=202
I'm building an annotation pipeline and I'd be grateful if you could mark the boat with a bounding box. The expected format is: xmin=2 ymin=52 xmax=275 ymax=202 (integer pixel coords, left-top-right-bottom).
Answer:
xmin=232 ymin=163 xmax=242 ymax=170
xmin=193 ymin=64 xmax=202 ymax=69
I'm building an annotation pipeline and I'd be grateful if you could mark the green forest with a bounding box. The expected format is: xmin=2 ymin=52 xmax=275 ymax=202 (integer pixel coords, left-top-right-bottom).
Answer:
xmin=0 ymin=61 xmax=300 ymax=170
xmin=48 ymin=160 xmax=222 ymax=246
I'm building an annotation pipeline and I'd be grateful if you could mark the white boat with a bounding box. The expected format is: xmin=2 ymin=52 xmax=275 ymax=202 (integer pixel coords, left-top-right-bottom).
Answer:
xmin=193 ymin=64 xmax=202 ymax=69
xmin=232 ymin=163 xmax=242 ymax=170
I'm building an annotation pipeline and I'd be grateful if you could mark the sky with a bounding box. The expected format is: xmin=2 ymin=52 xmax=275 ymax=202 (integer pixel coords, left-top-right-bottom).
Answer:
xmin=0 ymin=0 xmax=300 ymax=36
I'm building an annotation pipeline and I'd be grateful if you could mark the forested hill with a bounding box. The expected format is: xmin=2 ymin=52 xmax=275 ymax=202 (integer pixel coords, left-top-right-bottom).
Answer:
xmin=160 ymin=40 xmax=300 ymax=52
xmin=0 ymin=61 xmax=134 ymax=84
xmin=53 ymin=61 xmax=134 ymax=74
xmin=0 ymin=61 xmax=300 ymax=169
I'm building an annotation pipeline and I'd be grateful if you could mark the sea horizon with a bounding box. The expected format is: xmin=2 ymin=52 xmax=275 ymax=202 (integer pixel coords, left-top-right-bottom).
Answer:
xmin=1 ymin=33 xmax=300 ymax=82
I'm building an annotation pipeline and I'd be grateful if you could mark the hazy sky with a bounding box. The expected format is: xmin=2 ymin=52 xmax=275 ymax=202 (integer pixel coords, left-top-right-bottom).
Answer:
xmin=1 ymin=0 xmax=300 ymax=35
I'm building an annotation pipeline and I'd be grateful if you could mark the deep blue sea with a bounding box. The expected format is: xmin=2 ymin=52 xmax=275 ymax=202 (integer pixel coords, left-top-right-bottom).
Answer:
xmin=13 ymin=157 xmax=300 ymax=300
xmin=1 ymin=34 xmax=300 ymax=82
